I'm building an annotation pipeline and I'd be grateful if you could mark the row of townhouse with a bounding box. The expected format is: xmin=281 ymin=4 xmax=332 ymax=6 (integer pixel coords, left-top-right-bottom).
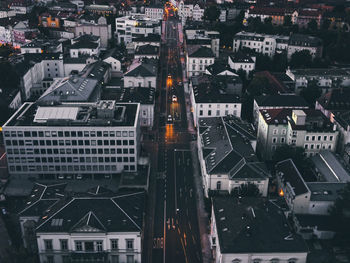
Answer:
xmin=233 ymin=31 xmax=323 ymax=59
xmin=245 ymin=6 xmax=323 ymax=28
xmin=178 ymin=0 xmax=205 ymax=25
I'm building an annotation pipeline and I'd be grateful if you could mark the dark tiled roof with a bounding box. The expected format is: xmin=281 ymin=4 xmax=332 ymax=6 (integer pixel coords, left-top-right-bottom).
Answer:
xmin=135 ymin=44 xmax=159 ymax=55
xmin=205 ymin=61 xmax=237 ymax=76
xmin=70 ymin=40 xmax=98 ymax=49
xmin=124 ymin=60 xmax=157 ymax=77
xmin=188 ymin=46 xmax=214 ymax=58
xmin=276 ymin=159 xmax=309 ymax=196
xmin=213 ymin=197 xmax=308 ymax=254
xmin=229 ymin=52 xmax=254 ymax=63
xmin=35 ymin=191 xmax=145 ymax=233
xmin=102 ymin=87 xmax=155 ymax=105
xmin=255 ymin=94 xmax=308 ymax=108
xmin=260 ymin=108 xmax=291 ymax=125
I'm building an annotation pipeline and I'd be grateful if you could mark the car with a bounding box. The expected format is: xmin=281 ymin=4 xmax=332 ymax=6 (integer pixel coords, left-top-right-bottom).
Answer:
xmin=76 ymin=174 xmax=83 ymax=180
xmin=167 ymin=115 xmax=173 ymax=122
xmin=167 ymin=74 xmax=171 ymax=79
xmin=58 ymin=175 xmax=64 ymax=180
xmin=172 ymin=95 xmax=177 ymax=102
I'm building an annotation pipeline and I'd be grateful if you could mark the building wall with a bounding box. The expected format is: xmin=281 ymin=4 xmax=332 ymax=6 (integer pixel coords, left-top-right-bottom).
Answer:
xmin=37 ymin=232 xmax=141 ymax=263
xmin=3 ymin=105 xmax=140 ymax=178
xmin=186 ymin=57 xmax=214 ymax=77
xmin=139 ymin=104 xmax=154 ymax=127
xmin=69 ymin=47 xmax=100 ymax=58
xmin=228 ymin=56 xmax=255 ymax=76
xmin=145 ymin=7 xmax=164 ymax=20
xmin=103 ymin=57 xmax=122 ymax=74
xmin=124 ymin=75 xmax=156 ymax=89
xmin=75 ymin=24 xmax=111 ymax=49
xmin=308 ymin=200 xmax=334 ymax=215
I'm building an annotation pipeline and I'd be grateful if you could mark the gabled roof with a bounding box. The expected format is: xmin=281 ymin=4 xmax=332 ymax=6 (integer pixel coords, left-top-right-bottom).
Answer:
xmin=188 ymin=46 xmax=215 ymax=58
xmin=229 ymin=52 xmax=254 ymax=64
xmin=35 ymin=191 xmax=145 ymax=233
xmin=38 ymin=76 xmax=99 ymax=103
xmin=213 ymin=197 xmax=308 ymax=254
xmin=260 ymin=108 xmax=291 ymax=125
xmin=276 ymin=159 xmax=310 ymax=196
xmin=205 ymin=61 xmax=237 ymax=76
xmin=124 ymin=60 xmax=157 ymax=77
xmin=198 ymin=116 xmax=267 ymax=181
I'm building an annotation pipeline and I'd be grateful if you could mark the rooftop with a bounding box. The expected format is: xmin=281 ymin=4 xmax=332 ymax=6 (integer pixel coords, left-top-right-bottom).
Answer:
xmin=307 ymin=182 xmax=346 ymax=202
xmin=199 ymin=117 xmax=268 ymax=180
xmin=260 ymin=108 xmax=291 ymax=125
xmin=289 ymin=68 xmax=350 ymax=77
xmin=135 ymin=44 xmax=159 ymax=55
xmin=124 ymin=59 xmax=157 ymax=77
xmin=311 ymin=151 xmax=350 ymax=183
xmin=4 ymin=101 xmax=139 ymax=127
xmin=289 ymin=34 xmax=322 ymax=47
xmin=276 ymin=159 xmax=310 ymax=196
xmin=229 ymin=52 xmax=254 ymax=63
xmin=317 ymin=88 xmax=350 ymax=111
xmin=255 ymin=94 xmax=309 ymax=108
xmin=38 ymin=76 xmax=99 ymax=103
xmin=188 ymin=46 xmax=215 ymax=58
xmin=102 ymin=87 xmax=155 ymax=105
xmin=213 ymin=197 xmax=308 ymax=254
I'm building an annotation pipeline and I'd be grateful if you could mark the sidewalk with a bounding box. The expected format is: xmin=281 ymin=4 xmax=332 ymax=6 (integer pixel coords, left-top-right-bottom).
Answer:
xmin=191 ymin=142 xmax=212 ymax=263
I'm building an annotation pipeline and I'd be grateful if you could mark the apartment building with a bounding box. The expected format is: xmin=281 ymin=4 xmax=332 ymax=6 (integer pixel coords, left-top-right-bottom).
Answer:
xmin=19 ymin=183 xmax=144 ymax=263
xmin=197 ymin=116 xmax=269 ymax=197
xmin=20 ymin=39 xmax=63 ymax=54
xmin=178 ymin=1 xmax=205 ymax=24
xmin=124 ymin=59 xmax=157 ymax=89
xmin=185 ymin=28 xmax=220 ymax=57
xmin=190 ymin=76 xmax=242 ymax=125
xmin=257 ymin=109 xmax=338 ymax=159
xmin=186 ymin=46 xmax=215 ymax=77
xmin=69 ymin=35 xmax=101 ymax=58
xmin=228 ymin=52 xmax=256 ymax=76
xmin=253 ymin=94 xmax=308 ymax=127
xmin=233 ymin=31 xmax=322 ymax=59
xmin=115 ymin=14 xmax=161 ymax=44
xmin=2 ymin=101 xmax=140 ymax=179
xmin=145 ymin=5 xmax=164 ymax=20
xmin=286 ymin=68 xmax=350 ymax=94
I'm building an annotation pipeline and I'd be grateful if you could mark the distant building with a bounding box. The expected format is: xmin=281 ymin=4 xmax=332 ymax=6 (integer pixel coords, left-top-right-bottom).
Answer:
xmin=145 ymin=5 xmax=164 ymax=20
xmin=102 ymin=48 xmax=124 ymax=76
xmin=287 ymin=68 xmax=350 ymax=94
xmin=257 ymin=109 xmax=338 ymax=159
xmin=185 ymin=25 xmax=220 ymax=57
xmin=9 ymin=0 xmax=34 ymax=14
xmin=115 ymin=14 xmax=161 ymax=44
xmin=233 ymin=31 xmax=323 ymax=59
xmin=211 ymin=196 xmax=308 ymax=263
xmin=134 ymin=44 xmax=159 ymax=60
xmin=20 ymin=39 xmax=63 ymax=54
xmin=197 ymin=116 xmax=269 ymax=197
xmin=69 ymin=35 xmax=101 ymax=58
xmin=228 ymin=52 xmax=256 ymax=76
xmin=85 ymin=4 xmax=116 ymax=16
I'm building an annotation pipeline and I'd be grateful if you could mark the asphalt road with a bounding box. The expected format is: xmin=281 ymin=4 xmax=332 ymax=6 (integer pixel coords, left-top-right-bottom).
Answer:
xmin=150 ymin=13 xmax=202 ymax=263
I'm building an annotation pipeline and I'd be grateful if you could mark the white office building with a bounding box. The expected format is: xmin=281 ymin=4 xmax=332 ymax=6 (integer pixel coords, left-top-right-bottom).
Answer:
xmin=2 ymin=101 xmax=140 ymax=179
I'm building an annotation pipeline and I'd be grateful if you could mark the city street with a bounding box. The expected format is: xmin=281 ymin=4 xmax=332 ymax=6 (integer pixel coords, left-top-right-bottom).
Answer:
xmin=150 ymin=7 xmax=202 ymax=263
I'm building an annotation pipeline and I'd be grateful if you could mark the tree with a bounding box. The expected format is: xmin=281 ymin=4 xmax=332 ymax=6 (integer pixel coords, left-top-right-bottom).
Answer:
xmin=290 ymin=50 xmax=313 ymax=68
xmin=272 ymin=52 xmax=288 ymax=72
xmin=329 ymin=183 xmax=350 ymax=245
xmin=300 ymin=79 xmax=322 ymax=106
xmin=255 ymin=53 xmax=272 ymax=71
xmin=203 ymin=6 xmax=220 ymax=22
xmin=247 ymin=75 xmax=271 ymax=96
xmin=307 ymin=19 xmax=318 ymax=31
xmin=272 ymin=145 xmax=306 ymax=169
xmin=283 ymin=15 xmax=292 ymax=27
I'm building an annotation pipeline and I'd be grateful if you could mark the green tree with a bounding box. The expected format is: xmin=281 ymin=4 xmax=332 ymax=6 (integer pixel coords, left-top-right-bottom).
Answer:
xmin=203 ymin=6 xmax=220 ymax=22
xmin=329 ymin=183 xmax=350 ymax=246
xmin=290 ymin=50 xmax=313 ymax=68
xmin=272 ymin=52 xmax=288 ymax=72
xmin=283 ymin=15 xmax=292 ymax=27
xmin=300 ymin=80 xmax=322 ymax=106
xmin=307 ymin=19 xmax=318 ymax=31
xmin=255 ymin=53 xmax=272 ymax=71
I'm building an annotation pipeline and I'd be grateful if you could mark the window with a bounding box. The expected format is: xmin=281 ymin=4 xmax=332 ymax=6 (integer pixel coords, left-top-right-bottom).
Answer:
xmin=208 ymin=110 xmax=211 ymax=116
xmin=216 ymin=181 xmax=221 ymax=190
xmin=126 ymin=239 xmax=134 ymax=250
xmin=60 ymin=239 xmax=68 ymax=250
xmin=44 ymin=240 xmax=53 ymax=250
xmin=273 ymin=129 xmax=278 ymax=135
xmin=75 ymin=241 xmax=82 ymax=251
xmin=288 ymin=259 xmax=297 ymax=263
xmin=46 ymin=256 xmax=54 ymax=263
xmin=312 ymin=136 xmax=315 ymax=141
xmin=305 ymin=136 xmax=309 ymax=141
xmin=111 ymin=239 xmax=118 ymax=250
xmin=330 ymin=136 xmax=333 ymax=141
xmin=272 ymin=137 xmax=277 ymax=143
xmin=270 ymin=259 xmax=279 ymax=263
xmin=304 ymin=144 xmax=308 ymax=149
xmin=281 ymin=137 xmax=285 ymax=143
xmin=199 ymin=110 xmax=203 ymax=116
xmin=253 ymin=259 xmax=262 ymax=263
xmin=127 ymin=255 xmax=134 ymax=263
xmin=282 ymin=129 xmax=286 ymax=135
xmin=85 ymin=241 xmax=94 ymax=251
xmin=96 ymin=241 xmax=103 ymax=252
